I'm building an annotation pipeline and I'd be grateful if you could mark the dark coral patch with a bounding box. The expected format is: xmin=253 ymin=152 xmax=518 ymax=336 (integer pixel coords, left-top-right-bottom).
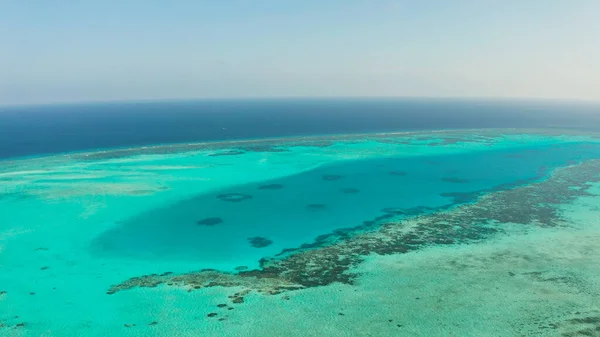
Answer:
xmin=209 ymin=150 xmax=245 ymax=157
xmin=339 ymin=188 xmax=360 ymax=194
xmin=389 ymin=171 xmax=407 ymax=176
xmin=197 ymin=217 xmax=224 ymax=226
xmin=217 ymin=193 xmax=253 ymax=202
xmin=306 ymin=204 xmax=327 ymax=211
xmin=381 ymin=207 xmax=405 ymax=214
xmin=441 ymin=177 xmax=470 ymax=184
xmin=239 ymin=145 xmax=287 ymax=153
xmin=381 ymin=206 xmax=432 ymax=217
xmin=439 ymin=191 xmax=480 ymax=203
xmin=322 ymin=174 xmax=344 ymax=181
xmin=248 ymin=237 xmax=273 ymax=248
xmin=234 ymin=266 xmax=249 ymax=271
xmin=258 ymin=184 xmax=284 ymax=190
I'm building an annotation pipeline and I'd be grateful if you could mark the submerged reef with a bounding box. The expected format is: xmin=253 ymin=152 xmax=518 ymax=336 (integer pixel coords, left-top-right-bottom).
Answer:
xmin=306 ymin=204 xmax=327 ymax=211
xmin=197 ymin=217 xmax=223 ymax=226
xmin=67 ymin=128 xmax=598 ymax=161
xmin=208 ymin=150 xmax=245 ymax=157
xmin=107 ymin=160 xmax=600 ymax=302
xmin=216 ymin=193 xmax=253 ymax=202
xmin=248 ymin=237 xmax=273 ymax=248
xmin=237 ymin=144 xmax=288 ymax=153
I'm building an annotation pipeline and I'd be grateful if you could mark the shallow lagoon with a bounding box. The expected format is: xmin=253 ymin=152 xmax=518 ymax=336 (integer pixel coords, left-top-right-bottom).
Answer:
xmin=2 ymin=129 xmax=600 ymax=336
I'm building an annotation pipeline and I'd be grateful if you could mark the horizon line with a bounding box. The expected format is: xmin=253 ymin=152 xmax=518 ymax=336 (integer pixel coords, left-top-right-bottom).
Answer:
xmin=2 ymin=95 xmax=600 ymax=109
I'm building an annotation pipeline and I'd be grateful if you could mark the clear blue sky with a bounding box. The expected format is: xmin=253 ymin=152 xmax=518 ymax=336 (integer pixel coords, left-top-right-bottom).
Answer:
xmin=1 ymin=0 xmax=599 ymax=105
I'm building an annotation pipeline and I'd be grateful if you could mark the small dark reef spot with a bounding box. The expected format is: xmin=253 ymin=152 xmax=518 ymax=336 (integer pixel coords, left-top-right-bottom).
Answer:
xmin=248 ymin=237 xmax=273 ymax=248
xmin=234 ymin=266 xmax=248 ymax=271
xmin=148 ymin=321 xmax=158 ymax=326
xmin=217 ymin=193 xmax=253 ymax=202
xmin=340 ymin=188 xmax=360 ymax=194
xmin=322 ymin=174 xmax=344 ymax=181
xmin=197 ymin=217 xmax=224 ymax=226
xmin=258 ymin=184 xmax=284 ymax=190
xmin=306 ymin=203 xmax=327 ymax=211
xmin=207 ymin=313 xmax=218 ymax=318
xmin=209 ymin=150 xmax=245 ymax=157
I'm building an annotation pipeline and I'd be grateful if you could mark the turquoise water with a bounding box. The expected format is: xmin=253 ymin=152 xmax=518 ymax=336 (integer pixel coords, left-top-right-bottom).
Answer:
xmin=2 ymin=129 xmax=600 ymax=336
xmin=92 ymin=142 xmax=600 ymax=269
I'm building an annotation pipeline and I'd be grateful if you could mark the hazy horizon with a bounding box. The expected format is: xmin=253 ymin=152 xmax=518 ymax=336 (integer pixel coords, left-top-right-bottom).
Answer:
xmin=2 ymin=1 xmax=600 ymax=105
xmin=3 ymin=95 xmax=600 ymax=110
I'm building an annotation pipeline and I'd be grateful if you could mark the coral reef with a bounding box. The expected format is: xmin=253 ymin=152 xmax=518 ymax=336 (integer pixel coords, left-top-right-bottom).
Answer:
xmin=197 ymin=217 xmax=223 ymax=226
xmin=248 ymin=237 xmax=273 ymax=248
xmin=107 ymin=160 xmax=600 ymax=305
xmin=208 ymin=150 xmax=245 ymax=157
xmin=306 ymin=204 xmax=327 ymax=211
xmin=216 ymin=193 xmax=253 ymax=202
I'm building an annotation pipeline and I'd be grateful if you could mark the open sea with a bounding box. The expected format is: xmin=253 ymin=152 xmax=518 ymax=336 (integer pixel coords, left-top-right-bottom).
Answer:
xmin=2 ymin=99 xmax=600 ymax=336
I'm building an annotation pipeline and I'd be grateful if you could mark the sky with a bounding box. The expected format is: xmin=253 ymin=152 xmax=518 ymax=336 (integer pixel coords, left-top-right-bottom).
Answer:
xmin=1 ymin=0 xmax=600 ymax=105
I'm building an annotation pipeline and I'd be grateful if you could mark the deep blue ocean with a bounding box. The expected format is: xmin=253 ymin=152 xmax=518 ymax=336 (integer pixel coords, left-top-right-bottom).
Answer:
xmin=1 ymin=98 xmax=599 ymax=159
